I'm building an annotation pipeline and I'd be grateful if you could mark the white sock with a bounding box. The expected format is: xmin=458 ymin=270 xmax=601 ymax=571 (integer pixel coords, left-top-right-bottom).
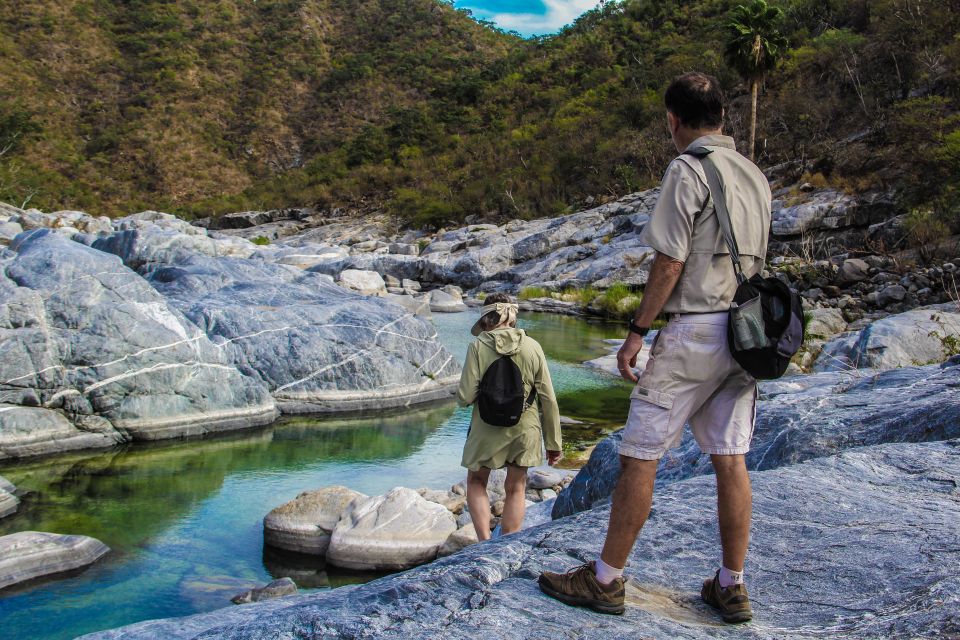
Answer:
xmin=594 ymin=557 xmax=624 ymax=585
xmin=718 ymin=566 xmax=744 ymax=589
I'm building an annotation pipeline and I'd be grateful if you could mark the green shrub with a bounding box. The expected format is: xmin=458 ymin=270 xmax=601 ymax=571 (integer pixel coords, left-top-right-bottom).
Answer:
xmin=518 ymin=286 xmax=550 ymax=300
xmin=558 ymin=285 xmax=599 ymax=308
xmin=596 ymin=282 xmax=642 ymax=318
xmin=250 ymin=235 xmax=270 ymax=245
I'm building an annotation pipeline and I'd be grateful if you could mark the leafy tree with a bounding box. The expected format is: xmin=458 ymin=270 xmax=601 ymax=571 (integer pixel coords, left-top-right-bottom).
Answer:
xmin=724 ymin=0 xmax=788 ymax=160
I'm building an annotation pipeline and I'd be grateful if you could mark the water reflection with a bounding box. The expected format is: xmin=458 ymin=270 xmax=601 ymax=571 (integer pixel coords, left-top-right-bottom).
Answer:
xmin=0 ymin=405 xmax=455 ymax=548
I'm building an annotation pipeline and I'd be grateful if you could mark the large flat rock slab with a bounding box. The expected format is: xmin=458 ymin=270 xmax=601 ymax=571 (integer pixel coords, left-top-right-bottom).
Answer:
xmin=139 ymin=254 xmax=461 ymax=414
xmin=0 ymin=531 xmax=110 ymax=590
xmin=0 ymin=230 xmax=278 ymax=459
xmin=79 ymin=439 xmax=960 ymax=638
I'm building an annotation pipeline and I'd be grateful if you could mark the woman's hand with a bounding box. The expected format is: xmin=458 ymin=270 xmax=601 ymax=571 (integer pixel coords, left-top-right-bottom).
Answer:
xmin=546 ymin=449 xmax=562 ymax=466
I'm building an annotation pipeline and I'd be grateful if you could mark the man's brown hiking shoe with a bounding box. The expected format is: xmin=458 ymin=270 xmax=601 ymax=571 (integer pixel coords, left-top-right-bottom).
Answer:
xmin=538 ymin=561 xmax=625 ymax=615
xmin=701 ymin=570 xmax=753 ymax=623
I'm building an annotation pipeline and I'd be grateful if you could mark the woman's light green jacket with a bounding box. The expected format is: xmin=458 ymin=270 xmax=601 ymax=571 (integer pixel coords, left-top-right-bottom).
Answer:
xmin=458 ymin=328 xmax=561 ymax=471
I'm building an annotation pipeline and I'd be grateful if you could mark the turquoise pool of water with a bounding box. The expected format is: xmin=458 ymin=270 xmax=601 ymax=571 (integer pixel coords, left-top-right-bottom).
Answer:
xmin=0 ymin=312 xmax=630 ymax=640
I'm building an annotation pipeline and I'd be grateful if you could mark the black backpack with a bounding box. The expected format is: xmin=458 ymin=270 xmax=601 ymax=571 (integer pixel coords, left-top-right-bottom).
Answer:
xmin=685 ymin=148 xmax=805 ymax=380
xmin=477 ymin=355 xmax=538 ymax=427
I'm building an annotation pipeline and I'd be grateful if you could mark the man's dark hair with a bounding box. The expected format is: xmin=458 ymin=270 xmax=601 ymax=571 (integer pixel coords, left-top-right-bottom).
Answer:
xmin=664 ymin=72 xmax=725 ymax=130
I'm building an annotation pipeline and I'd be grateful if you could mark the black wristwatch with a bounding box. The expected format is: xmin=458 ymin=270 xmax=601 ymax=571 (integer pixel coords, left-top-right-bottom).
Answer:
xmin=628 ymin=318 xmax=650 ymax=337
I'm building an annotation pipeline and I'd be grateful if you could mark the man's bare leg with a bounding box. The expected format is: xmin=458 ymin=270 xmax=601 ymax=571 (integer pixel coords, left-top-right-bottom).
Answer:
xmin=466 ymin=467 xmax=492 ymax=541
xmin=599 ymin=456 xmax=659 ymax=570
xmin=711 ymin=454 xmax=752 ymax=572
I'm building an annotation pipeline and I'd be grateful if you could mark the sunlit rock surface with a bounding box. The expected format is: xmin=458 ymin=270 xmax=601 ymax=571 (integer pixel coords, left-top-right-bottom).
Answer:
xmin=555 ymin=360 xmax=960 ymax=517
xmin=815 ymin=307 xmax=960 ymax=372
xmin=0 ymin=208 xmax=461 ymax=459
xmin=296 ymin=191 xmax=659 ymax=290
xmin=0 ymin=230 xmax=277 ymax=459
xmin=263 ymin=486 xmax=366 ymax=556
xmin=326 ymin=487 xmax=457 ymax=571
xmin=140 ymin=254 xmax=460 ymax=413
xmin=0 ymin=531 xmax=110 ymax=590
xmin=81 ymin=439 xmax=960 ymax=639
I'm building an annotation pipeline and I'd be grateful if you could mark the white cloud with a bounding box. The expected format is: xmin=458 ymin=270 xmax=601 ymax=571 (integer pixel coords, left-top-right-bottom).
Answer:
xmin=474 ymin=1 xmax=601 ymax=36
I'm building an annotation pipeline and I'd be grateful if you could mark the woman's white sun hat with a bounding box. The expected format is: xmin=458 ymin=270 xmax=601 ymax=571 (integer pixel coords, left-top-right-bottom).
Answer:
xmin=471 ymin=302 xmax=519 ymax=336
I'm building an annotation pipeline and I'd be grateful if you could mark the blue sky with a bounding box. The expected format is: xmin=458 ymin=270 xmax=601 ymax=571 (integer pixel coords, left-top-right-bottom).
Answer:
xmin=452 ymin=0 xmax=601 ymax=37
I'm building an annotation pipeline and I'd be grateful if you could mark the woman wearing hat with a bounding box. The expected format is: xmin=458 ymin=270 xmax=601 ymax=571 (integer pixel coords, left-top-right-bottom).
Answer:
xmin=457 ymin=293 xmax=562 ymax=541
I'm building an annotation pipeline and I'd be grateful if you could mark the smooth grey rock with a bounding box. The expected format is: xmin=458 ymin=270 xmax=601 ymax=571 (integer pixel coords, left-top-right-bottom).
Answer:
xmin=555 ymin=361 xmax=960 ymax=518
xmin=383 ymin=274 xmax=401 ymax=288
xmin=337 ymin=269 xmax=385 ymax=295
xmin=144 ymin=255 xmax=460 ymax=414
xmin=876 ymin=284 xmax=907 ymax=307
xmin=0 ymin=474 xmax=17 ymax=518
xmin=835 ymin=258 xmax=870 ymax=286
xmin=526 ymin=467 xmax=563 ymax=490
xmin=93 ymin=214 xmax=256 ymax=269
xmin=0 ymin=231 xmax=277 ymax=458
xmin=417 ymin=488 xmax=467 ymax=514
xmin=815 ymin=308 xmax=960 ymax=371
xmin=0 ymin=404 xmax=122 ymax=460
xmin=428 ymin=289 xmax=467 ymax=313
xmin=230 ymin=577 xmax=298 ymax=605
xmin=327 ymin=487 xmax=457 ymax=571
xmin=804 ymin=307 xmax=848 ymax=339
xmin=437 ymin=524 xmax=479 ymax=557
xmin=263 ymin=486 xmax=366 ymax=556
xmin=273 ymin=247 xmax=349 ymax=269
xmin=282 ymin=191 xmax=658 ymax=291
xmin=78 ymin=440 xmax=960 ymax=639
xmin=388 ymin=243 xmax=419 ymax=256
xmin=0 ymin=531 xmax=110 ymax=590
xmin=0 ymin=221 xmax=22 ymax=245
xmin=770 ymin=189 xmax=857 ymax=237
xmin=384 ymin=293 xmax=431 ymax=319
xmin=401 ymin=278 xmax=421 ymax=291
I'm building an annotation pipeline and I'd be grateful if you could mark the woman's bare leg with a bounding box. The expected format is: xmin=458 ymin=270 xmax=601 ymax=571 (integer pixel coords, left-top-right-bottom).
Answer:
xmin=501 ymin=464 xmax=528 ymax=534
xmin=467 ymin=467 xmax=492 ymax=541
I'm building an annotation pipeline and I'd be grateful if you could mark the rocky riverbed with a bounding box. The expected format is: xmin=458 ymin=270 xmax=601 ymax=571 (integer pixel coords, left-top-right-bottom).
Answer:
xmin=183 ymin=185 xmax=960 ymax=319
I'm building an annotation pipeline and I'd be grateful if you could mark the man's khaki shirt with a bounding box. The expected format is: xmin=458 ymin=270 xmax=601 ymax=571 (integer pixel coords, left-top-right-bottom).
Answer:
xmin=639 ymin=135 xmax=772 ymax=313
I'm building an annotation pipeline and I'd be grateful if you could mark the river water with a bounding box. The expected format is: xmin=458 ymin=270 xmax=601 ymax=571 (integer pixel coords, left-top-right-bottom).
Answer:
xmin=0 ymin=312 xmax=630 ymax=640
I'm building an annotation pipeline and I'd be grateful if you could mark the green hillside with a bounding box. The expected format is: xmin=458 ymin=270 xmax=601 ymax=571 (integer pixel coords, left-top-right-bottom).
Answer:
xmin=1 ymin=0 xmax=958 ymax=230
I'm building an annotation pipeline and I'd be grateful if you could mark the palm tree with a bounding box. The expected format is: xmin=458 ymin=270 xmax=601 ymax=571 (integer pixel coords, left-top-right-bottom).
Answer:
xmin=724 ymin=0 xmax=788 ymax=161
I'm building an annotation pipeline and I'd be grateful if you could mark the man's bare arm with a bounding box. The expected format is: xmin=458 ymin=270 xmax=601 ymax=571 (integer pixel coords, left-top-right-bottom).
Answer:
xmin=616 ymin=251 xmax=684 ymax=382
xmin=633 ymin=251 xmax=684 ymax=327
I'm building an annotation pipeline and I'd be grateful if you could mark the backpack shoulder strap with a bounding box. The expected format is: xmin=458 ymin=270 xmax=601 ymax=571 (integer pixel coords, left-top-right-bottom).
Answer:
xmin=682 ymin=147 xmax=747 ymax=285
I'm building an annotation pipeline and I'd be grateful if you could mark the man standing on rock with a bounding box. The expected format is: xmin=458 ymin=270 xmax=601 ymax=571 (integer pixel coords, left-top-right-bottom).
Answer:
xmin=539 ymin=72 xmax=771 ymax=624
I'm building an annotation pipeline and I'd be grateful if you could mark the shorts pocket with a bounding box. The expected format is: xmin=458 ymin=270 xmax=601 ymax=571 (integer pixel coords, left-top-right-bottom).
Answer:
xmin=629 ymin=385 xmax=675 ymax=409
